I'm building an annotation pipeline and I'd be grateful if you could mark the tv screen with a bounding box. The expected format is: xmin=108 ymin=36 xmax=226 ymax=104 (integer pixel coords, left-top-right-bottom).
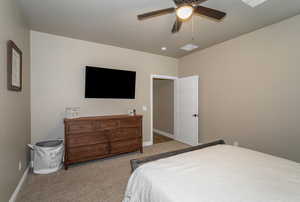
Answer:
xmin=85 ymin=66 xmax=136 ymax=99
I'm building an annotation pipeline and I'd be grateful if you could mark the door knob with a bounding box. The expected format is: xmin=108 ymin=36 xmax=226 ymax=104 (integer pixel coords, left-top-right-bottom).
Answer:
xmin=193 ymin=114 xmax=199 ymax=117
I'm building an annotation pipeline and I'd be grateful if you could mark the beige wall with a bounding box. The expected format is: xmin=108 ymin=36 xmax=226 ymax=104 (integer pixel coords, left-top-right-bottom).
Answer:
xmin=179 ymin=14 xmax=300 ymax=162
xmin=153 ymin=79 xmax=174 ymax=134
xmin=0 ymin=0 xmax=31 ymax=201
xmin=31 ymin=31 xmax=178 ymax=144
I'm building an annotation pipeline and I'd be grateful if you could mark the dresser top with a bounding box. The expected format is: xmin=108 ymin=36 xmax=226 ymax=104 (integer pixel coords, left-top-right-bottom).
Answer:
xmin=64 ymin=114 xmax=142 ymax=122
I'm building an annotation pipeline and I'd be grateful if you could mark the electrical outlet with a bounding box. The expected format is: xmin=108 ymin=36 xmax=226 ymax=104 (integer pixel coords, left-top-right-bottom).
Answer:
xmin=233 ymin=141 xmax=239 ymax=147
xmin=18 ymin=160 xmax=22 ymax=171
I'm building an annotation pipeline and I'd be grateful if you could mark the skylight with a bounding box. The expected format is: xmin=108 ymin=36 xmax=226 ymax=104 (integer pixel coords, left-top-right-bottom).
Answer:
xmin=242 ymin=0 xmax=268 ymax=7
xmin=180 ymin=44 xmax=199 ymax=52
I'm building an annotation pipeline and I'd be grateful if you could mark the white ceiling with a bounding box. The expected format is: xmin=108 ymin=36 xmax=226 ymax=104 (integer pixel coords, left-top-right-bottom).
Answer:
xmin=19 ymin=0 xmax=300 ymax=58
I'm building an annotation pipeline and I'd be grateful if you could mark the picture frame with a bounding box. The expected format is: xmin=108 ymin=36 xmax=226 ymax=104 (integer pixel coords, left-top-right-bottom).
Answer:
xmin=7 ymin=40 xmax=22 ymax=91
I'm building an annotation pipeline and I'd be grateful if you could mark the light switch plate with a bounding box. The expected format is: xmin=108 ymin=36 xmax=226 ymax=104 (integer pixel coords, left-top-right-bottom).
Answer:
xmin=142 ymin=106 xmax=147 ymax=111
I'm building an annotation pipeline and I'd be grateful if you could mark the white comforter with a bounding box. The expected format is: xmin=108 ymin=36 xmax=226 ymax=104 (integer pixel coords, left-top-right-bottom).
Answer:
xmin=123 ymin=145 xmax=300 ymax=202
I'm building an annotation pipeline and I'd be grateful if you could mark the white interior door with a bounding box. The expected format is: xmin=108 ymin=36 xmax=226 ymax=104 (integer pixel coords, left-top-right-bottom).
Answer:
xmin=175 ymin=76 xmax=199 ymax=146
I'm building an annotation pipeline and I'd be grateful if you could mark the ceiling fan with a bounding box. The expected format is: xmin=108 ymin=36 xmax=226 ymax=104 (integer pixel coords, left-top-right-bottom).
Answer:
xmin=137 ymin=0 xmax=226 ymax=33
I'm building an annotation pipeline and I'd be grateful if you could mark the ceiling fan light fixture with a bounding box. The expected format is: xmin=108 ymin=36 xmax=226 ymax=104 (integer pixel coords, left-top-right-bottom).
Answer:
xmin=176 ymin=5 xmax=194 ymax=20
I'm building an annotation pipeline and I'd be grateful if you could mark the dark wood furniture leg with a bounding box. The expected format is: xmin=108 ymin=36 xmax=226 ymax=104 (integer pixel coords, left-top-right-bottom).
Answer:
xmin=140 ymin=146 xmax=143 ymax=153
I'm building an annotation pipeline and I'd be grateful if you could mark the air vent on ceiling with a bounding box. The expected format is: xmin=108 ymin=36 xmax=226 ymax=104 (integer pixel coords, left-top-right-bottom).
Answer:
xmin=180 ymin=44 xmax=199 ymax=51
xmin=242 ymin=0 xmax=268 ymax=7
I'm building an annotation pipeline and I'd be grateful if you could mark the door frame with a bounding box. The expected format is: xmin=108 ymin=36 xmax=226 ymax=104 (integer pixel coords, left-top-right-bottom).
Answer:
xmin=150 ymin=75 xmax=178 ymax=145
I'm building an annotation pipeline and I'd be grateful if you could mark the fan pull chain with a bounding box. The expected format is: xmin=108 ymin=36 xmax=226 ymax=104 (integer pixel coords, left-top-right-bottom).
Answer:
xmin=192 ymin=15 xmax=195 ymax=41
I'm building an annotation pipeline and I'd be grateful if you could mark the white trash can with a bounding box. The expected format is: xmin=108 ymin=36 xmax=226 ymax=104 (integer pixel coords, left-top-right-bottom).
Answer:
xmin=28 ymin=140 xmax=64 ymax=174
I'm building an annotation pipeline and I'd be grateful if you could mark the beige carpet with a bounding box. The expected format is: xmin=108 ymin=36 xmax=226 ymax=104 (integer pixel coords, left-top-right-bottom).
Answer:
xmin=17 ymin=141 xmax=187 ymax=202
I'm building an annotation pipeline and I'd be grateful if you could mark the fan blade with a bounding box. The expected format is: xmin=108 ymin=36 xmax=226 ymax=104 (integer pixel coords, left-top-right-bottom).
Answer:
xmin=194 ymin=6 xmax=226 ymax=20
xmin=172 ymin=18 xmax=182 ymax=33
xmin=138 ymin=8 xmax=175 ymax=20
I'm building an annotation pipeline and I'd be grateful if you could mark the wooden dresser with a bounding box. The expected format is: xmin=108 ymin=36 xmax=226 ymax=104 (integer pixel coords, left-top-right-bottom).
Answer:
xmin=64 ymin=115 xmax=143 ymax=169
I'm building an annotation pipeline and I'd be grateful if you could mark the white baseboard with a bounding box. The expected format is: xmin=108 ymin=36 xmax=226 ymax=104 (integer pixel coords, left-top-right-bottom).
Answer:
xmin=9 ymin=166 xmax=29 ymax=202
xmin=153 ymin=129 xmax=174 ymax=139
xmin=143 ymin=141 xmax=153 ymax=147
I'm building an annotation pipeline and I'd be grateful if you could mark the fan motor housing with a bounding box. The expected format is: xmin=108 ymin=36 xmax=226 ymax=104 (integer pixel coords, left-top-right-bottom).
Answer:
xmin=173 ymin=0 xmax=204 ymax=5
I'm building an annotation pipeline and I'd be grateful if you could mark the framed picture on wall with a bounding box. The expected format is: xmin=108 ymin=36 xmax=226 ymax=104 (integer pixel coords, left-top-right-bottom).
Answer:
xmin=7 ymin=40 xmax=22 ymax=91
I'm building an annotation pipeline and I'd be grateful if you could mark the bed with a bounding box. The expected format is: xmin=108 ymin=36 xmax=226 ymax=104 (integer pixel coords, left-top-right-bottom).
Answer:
xmin=123 ymin=140 xmax=300 ymax=202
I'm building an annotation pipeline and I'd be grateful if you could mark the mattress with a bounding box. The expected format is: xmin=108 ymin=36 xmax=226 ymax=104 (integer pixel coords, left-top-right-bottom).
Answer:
xmin=123 ymin=145 xmax=300 ymax=202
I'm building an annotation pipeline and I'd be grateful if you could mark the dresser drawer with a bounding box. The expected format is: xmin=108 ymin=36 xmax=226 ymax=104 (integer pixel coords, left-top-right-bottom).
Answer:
xmin=111 ymin=138 xmax=141 ymax=154
xmin=120 ymin=118 xmax=141 ymax=128
xmin=95 ymin=119 xmax=120 ymax=130
xmin=110 ymin=128 xmax=141 ymax=141
xmin=67 ymin=121 xmax=94 ymax=134
xmin=67 ymin=132 xmax=108 ymax=148
xmin=68 ymin=144 xmax=109 ymax=161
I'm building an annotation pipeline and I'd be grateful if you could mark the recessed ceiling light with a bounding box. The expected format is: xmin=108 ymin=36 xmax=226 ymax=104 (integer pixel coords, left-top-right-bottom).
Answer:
xmin=180 ymin=44 xmax=199 ymax=52
xmin=161 ymin=47 xmax=167 ymax=51
xmin=242 ymin=0 xmax=268 ymax=7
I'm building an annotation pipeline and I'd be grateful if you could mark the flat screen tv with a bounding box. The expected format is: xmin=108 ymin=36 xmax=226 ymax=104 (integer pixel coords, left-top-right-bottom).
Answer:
xmin=85 ymin=66 xmax=136 ymax=99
